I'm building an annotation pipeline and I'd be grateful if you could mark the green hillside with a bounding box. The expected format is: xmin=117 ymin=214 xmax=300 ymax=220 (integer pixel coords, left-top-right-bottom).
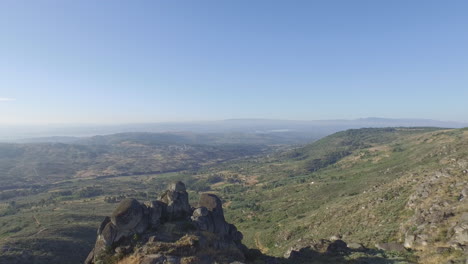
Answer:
xmin=194 ymin=127 xmax=467 ymax=263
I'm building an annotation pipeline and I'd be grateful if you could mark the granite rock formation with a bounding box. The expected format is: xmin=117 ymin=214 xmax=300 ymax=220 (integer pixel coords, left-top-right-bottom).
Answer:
xmin=84 ymin=181 xmax=247 ymax=264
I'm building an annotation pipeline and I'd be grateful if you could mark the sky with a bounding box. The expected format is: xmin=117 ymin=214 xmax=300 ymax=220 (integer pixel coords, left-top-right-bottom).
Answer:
xmin=0 ymin=0 xmax=467 ymax=124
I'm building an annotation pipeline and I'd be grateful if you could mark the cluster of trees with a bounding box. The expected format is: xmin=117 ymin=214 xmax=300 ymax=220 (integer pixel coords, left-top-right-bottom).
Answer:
xmin=76 ymin=186 xmax=104 ymax=198
xmin=305 ymin=150 xmax=351 ymax=172
xmin=222 ymin=184 xmax=247 ymax=194
xmin=0 ymin=197 xmax=59 ymax=217
xmin=0 ymin=187 xmax=43 ymax=201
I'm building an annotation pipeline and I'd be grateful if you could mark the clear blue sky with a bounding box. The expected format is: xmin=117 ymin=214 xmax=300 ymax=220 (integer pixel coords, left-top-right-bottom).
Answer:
xmin=1 ymin=0 xmax=467 ymax=124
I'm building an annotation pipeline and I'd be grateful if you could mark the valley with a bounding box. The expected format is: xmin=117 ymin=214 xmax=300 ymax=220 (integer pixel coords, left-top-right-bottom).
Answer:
xmin=0 ymin=128 xmax=467 ymax=263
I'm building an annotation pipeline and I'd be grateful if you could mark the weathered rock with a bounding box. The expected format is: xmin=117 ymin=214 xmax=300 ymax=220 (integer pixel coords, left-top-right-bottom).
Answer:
xmin=194 ymin=193 xmax=230 ymax=235
xmin=191 ymin=207 xmax=211 ymax=231
xmin=100 ymin=222 xmax=118 ymax=246
xmin=111 ymin=198 xmax=144 ymax=230
xmin=199 ymin=193 xmax=223 ymax=212
xmin=148 ymin=201 xmax=166 ymax=228
xmin=159 ymin=182 xmax=191 ymax=221
xmin=192 ymin=207 xmax=208 ymax=217
xmin=97 ymin=216 xmax=111 ymax=235
xmin=228 ymin=223 xmax=244 ymax=241
xmin=85 ymin=182 xmax=247 ymax=264
xmin=84 ymin=250 xmax=94 ymax=264
xmin=134 ymin=212 xmax=150 ymax=234
xmin=85 ymin=218 xmax=119 ymax=264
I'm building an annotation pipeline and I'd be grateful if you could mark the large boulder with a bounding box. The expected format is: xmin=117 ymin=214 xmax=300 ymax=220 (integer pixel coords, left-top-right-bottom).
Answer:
xmin=111 ymin=198 xmax=144 ymax=230
xmin=148 ymin=200 xmax=167 ymax=227
xmin=192 ymin=193 xmax=243 ymax=241
xmin=85 ymin=217 xmax=119 ymax=264
xmin=199 ymin=193 xmax=224 ymax=215
xmin=193 ymin=193 xmax=228 ymax=235
xmin=159 ymin=181 xmax=191 ymax=220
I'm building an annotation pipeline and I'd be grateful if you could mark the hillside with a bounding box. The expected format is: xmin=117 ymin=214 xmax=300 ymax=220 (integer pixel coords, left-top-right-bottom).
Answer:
xmin=0 ymin=128 xmax=466 ymax=263
xmin=191 ymin=127 xmax=468 ymax=263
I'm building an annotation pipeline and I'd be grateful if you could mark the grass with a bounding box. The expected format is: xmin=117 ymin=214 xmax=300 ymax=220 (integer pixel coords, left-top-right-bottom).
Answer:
xmin=203 ymin=128 xmax=467 ymax=261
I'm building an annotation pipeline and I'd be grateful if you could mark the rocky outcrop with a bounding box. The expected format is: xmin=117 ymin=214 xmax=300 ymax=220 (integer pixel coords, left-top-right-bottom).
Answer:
xmin=192 ymin=194 xmax=242 ymax=238
xmin=84 ymin=182 xmax=247 ymax=264
xmin=159 ymin=181 xmax=191 ymax=221
xmin=402 ymin=169 xmax=468 ymax=251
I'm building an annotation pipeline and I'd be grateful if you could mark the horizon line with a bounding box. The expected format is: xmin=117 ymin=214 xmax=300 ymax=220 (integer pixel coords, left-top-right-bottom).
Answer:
xmin=0 ymin=117 xmax=467 ymax=127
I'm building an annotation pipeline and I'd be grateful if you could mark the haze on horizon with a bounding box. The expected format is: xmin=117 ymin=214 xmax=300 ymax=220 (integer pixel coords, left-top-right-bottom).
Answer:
xmin=1 ymin=1 xmax=468 ymax=125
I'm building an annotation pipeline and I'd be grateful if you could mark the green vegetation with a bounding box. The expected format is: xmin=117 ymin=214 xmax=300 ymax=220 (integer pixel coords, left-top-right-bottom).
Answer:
xmin=191 ymin=127 xmax=467 ymax=263
xmin=0 ymin=127 xmax=466 ymax=263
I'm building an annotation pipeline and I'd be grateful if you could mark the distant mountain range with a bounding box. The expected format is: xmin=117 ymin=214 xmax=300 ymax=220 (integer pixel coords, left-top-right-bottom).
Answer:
xmin=0 ymin=117 xmax=466 ymax=142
